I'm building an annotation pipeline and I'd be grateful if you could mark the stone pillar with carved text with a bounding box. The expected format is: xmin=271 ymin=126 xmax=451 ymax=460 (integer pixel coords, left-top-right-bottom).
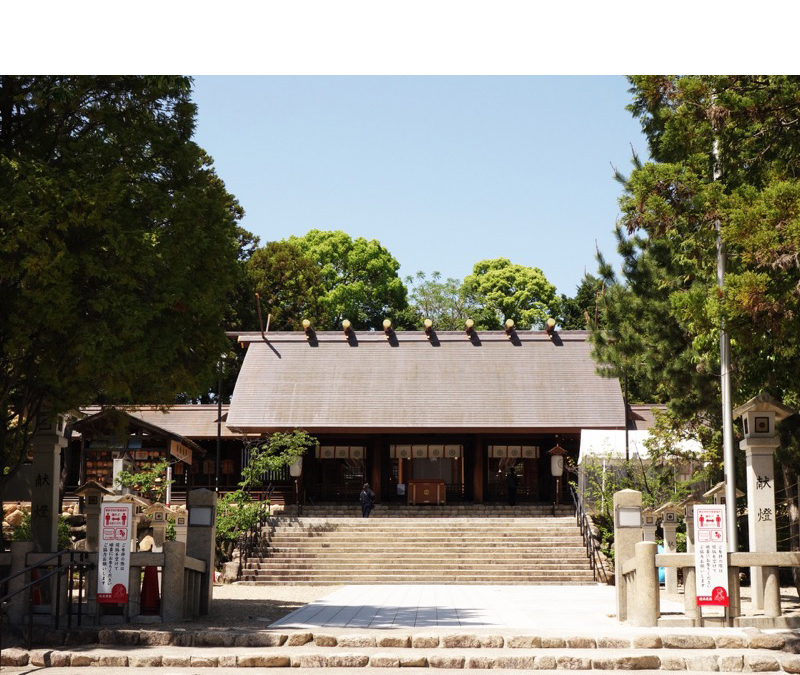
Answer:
xmin=30 ymin=414 xmax=69 ymax=552
xmin=734 ymin=393 xmax=795 ymax=611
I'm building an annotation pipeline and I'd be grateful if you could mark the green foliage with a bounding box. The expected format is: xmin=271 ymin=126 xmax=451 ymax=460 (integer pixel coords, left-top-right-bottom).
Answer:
xmin=288 ymin=229 xmax=409 ymax=330
xmin=557 ymin=273 xmax=605 ymax=330
xmin=247 ymin=241 xmax=325 ymax=331
xmin=114 ymin=459 xmax=173 ymax=502
xmin=0 ymin=76 xmax=243 ymax=493
xmin=215 ymin=490 xmax=269 ymax=544
xmin=463 ymin=258 xmax=557 ymax=330
xmin=241 ymin=430 xmax=316 ymax=491
xmin=12 ymin=511 xmax=72 ymax=550
xmin=405 ymin=271 xmax=477 ymax=330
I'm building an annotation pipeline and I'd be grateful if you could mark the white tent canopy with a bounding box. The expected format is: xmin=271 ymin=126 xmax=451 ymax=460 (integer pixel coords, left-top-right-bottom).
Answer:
xmin=578 ymin=429 xmax=703 ymax=465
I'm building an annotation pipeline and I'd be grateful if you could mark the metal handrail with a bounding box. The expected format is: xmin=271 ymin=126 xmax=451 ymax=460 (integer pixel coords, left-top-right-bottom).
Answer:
xmin=569 ymin=484 xmax=609 ymax=584
xmin=0 ymin=548 xmax=94 ymax=659
xmin=237 ymin=501 xmax=272 ymax=580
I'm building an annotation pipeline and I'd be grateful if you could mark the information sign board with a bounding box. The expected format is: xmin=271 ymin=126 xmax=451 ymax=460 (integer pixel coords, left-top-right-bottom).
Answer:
xmin=694 ymin=504 xmax=729 ymax=606
xmin=97 ymin=503 xmax=132 ymax=604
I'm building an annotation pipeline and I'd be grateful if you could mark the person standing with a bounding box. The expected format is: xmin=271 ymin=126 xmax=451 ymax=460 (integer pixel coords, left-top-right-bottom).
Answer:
xmin=359 ymin=482 xmax=376 ymax=518
xmin=506 ymin=467 xmax=518 ymax=507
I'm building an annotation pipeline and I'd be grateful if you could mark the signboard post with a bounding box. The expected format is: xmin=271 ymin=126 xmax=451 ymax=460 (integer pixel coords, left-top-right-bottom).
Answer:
xmin=98 ymin=503 xmax=132 ymax=604
xmin=694 ymin=504 xmax=729 ymax=609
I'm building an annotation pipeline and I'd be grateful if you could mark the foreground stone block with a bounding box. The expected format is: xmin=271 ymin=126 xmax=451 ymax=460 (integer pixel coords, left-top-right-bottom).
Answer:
xmin=337 ymin=634 xmax=377 ymax=648
xmin=716 ymin=635 xmax=747 ymax=649
xmin=598 ymin=637 xmax=631 ymax=649
xmin=286 ymin=632 xmax=313 ymax=646
xmin=314 ymin=633 xmax=338 ymax=646
xmin=64 ymin=629 xmax=100 ymax=646
xmin=162 ymin=655 xmax=191 ymax=667
xmin=719 ymin=655 xmax=744 ymax=672
xmin=634 ymin=634 xmax=663 ymax=649
xmin=593 ymin=655 xmax=661 ymax=670
xmin=543 ymin=636 xmax=567 ymax=648
xmin=507 ymin=635 xmax=542 ymax=648
xmin=1 ymin=648 xmax=29 ymax=666
xmin=70 ymin=653 xmax=100 ymax=667
xmin=744 ymin=654 xmax=780 ymax=672
xmin=219 ymin=654 xmax=237 ymax=667
xmin=129 ymin=654 xmax=163 ymax=667
xmin=556 ymin=655 xmax=592 ymax=669
xmin=660 ymin=655 xmax=687 ymax=670
xmin=195 ymin=631 xmax=236 ymax=647
xmin=496 ymin=655 xmax=536 ymax=669
xmin=234 ymin=632 xmax=286 ymax=647
xmin=326 ymin=653 xmax=370 ymax=667
xmin=429 ymin=654 xmax=466 ymax=668
xmin=684 ymin=655 xmax=719 ymax=672
xmin=480 ymin=635 xmax=504 ymax=648
xmin=50 ymin=651 xmax=71 ymax=667
xmin=29 ymin=649 xmax=53 ymax=667
xmin=371 ymin=653 xmax=401 ymax=667
xmin=238 ymin=654 xmax=291 ymax=667
xmin=748 ymin=634 xmax=786 ymax=651
xmin=783 ymin=655 xmax=800 ymax=673
xmin=466 ymin=655 xmax=496 ymax=669
xmin=399 ymin=655 xmax=428 ymax=667
xmin=534 ymin=655 xmax=557 ymax=670
xmin=663 ymin=634 xmax=716 ymax=649
xmin=98 ymin=654 xmax=128 ymax=667
xmin=138 ymin=630 xmax=173 ymax=646
xmin=567 ymin=636 xmax=597 ymax=649
xmin=412 ymin=633 xmax=440 ymax=648
xmin=378 ymin=635 xmax=411 ymax=648
xmin=442 ymin=633 xmax=482 ymax=648
xmin=190 ymin=655 xmax=218 ymax=667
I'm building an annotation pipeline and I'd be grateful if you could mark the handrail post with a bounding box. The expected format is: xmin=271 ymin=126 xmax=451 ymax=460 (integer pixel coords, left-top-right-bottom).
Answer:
xmin=683 ymin=566 xmax=699 ymax=625
xmin=633 ymin=541 xmax=659 ymax=627
xmin=7 ymin=542 xmax=34 ymax=625
xmin=764 ymin=566 xmax=781 ymax=618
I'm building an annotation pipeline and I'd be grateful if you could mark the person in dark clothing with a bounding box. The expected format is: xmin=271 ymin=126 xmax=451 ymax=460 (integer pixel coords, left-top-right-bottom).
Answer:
xmin=359 ymin=482 xmax=376 ymax=518
xmin=506 ymin=467 xmax=518 ymax=506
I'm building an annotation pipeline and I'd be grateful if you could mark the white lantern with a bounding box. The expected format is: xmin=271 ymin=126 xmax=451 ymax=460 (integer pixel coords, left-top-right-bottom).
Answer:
xmin=289 ymin=457 xmax=303 ymax=477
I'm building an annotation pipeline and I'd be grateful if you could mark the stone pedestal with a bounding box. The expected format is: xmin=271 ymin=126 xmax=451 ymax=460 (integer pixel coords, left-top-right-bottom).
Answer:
xmin=186 ymin=489 xmax=217 ymax=615
xmin=613 ymin=489 xmax=642 ymax=623
xmin=743 ymin=440 xmax=778 ymax=610
xmin=641 ymin=508 xmax=657 ymax=542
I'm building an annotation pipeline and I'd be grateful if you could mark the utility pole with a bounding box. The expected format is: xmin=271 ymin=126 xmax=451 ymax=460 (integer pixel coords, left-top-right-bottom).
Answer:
xmin=713 ymin=108 xmax=738 ymax=550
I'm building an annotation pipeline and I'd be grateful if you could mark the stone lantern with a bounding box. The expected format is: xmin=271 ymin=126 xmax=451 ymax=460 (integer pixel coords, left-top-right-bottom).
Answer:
xmin=641 ymin=507 xmax=658 ymax=542
xmin=702 ymin=481 xmax=744 ymax=506
xmin=733 ymin=392 xmax=795 ymax=610
xmin=678 ymin=495 xmax=705 ymax=553
xmin=654 ymin=502 xmax=682 ymax=594
xmin=143 ymin=502 xmax=174 ymax=552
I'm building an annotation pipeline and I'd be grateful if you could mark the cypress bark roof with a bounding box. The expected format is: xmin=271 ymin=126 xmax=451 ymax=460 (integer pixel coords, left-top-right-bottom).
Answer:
xmin=226 ymin=330 xmax=625 ymax=433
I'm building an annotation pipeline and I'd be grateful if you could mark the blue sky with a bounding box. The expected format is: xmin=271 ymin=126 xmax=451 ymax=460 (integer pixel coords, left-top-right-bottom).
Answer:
xmin=191 ymin=76 xmax=650 ymax=297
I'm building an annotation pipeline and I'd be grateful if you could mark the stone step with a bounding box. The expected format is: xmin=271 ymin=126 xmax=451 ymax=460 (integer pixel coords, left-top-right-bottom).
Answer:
xmin=246 ymin=556 xmax=591 ymax=565
xmin=242 ymin=564 xmax=594 ymax=573
xmin=238 ymin=575 xmax=598 ymax=584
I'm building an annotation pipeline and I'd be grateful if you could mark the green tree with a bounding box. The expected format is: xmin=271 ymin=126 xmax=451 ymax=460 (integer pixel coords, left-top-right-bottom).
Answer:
xmin=592 ymin=76 xmax=800 ymax=564
xmin=0 ymin=76 xmax=242 ymax=500
xmin=463 ymin=258 xmax=557 ymax=330
xmin=288 ymin=229 xmax=409 ymax=330
xmin=247 ymin=241 xmax=325 ymax=331
xmin=557 ymin=273 xmax=605 ymax=330
xmin=405 ymin=271 xmax=477 ymax=330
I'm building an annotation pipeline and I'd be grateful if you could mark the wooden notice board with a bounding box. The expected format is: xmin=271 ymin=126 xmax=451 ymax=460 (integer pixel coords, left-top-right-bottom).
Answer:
xmin=408 ymin=479 xmax=446 ymax=505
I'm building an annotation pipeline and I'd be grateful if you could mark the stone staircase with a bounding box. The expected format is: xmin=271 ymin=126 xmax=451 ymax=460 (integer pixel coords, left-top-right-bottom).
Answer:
xmin=239 ymin=505 xmax=597 ymax=585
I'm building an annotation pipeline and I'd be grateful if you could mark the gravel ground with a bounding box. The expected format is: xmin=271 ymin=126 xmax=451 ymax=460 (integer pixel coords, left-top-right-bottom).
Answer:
xmin=154 ymin=584 xmax=342 ymax=629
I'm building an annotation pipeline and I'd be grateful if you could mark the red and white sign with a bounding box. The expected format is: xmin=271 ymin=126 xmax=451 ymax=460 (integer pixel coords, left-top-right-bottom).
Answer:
xmin=694 ymin=504 xmax=729 ymax=607
xmin=97 ymin=503 xmax=132 ymax=604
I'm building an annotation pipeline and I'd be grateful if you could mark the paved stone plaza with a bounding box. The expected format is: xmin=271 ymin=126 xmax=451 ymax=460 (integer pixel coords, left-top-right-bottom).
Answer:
xmin=270 ymin=584 xmax=686 ymax=631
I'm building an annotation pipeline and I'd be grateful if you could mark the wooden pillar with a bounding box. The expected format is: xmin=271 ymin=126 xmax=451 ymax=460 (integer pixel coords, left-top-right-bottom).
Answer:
xmin=473 ymin=437 xmax=484 ymax=503
xmin=371 ymin=438 xmax=382 ymax=501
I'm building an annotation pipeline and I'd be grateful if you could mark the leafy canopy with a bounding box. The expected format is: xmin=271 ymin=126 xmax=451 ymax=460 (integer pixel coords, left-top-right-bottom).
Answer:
xmin=0 ymin=76 xmax=242 ymax=492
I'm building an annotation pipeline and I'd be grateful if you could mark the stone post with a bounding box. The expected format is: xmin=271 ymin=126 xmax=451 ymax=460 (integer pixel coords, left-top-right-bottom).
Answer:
xmin=680 ymin=498 xmax=703 ymax=553
xmin=7 ymin=541 xmax=34 ymax=624
xmin=143 ymin=503 xmax=173 ymax=553
xmin=186 ymin=489 xmax=217 ymax=615
xmin=655 ymin=502 xmax=681 ymax=595
xmin=161 ymin=540 xmax=186 ymax=622
xmin=733 ymin=393 xmax=794 ymax=611
xmin=633 ymin=540 xmax=659 ymax=627
xmin=641 ymin=507 xmax=657 ymax=542
xmin=74 ymin=481 xmax=113 ymax=552
xmin=613 ymin=489 xmax=642 ymax=622
xmin=683 ymin=566 xmax=699 ymax=624
xmin=30 ymin=418 xmax=68 ymax=552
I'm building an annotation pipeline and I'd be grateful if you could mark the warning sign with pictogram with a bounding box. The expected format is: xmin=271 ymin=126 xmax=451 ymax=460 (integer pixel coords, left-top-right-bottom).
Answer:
xmin=97 ymin=503 xmax=132 ymax=604
xmin=694 ymin=505 xmax=729 ymax=607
